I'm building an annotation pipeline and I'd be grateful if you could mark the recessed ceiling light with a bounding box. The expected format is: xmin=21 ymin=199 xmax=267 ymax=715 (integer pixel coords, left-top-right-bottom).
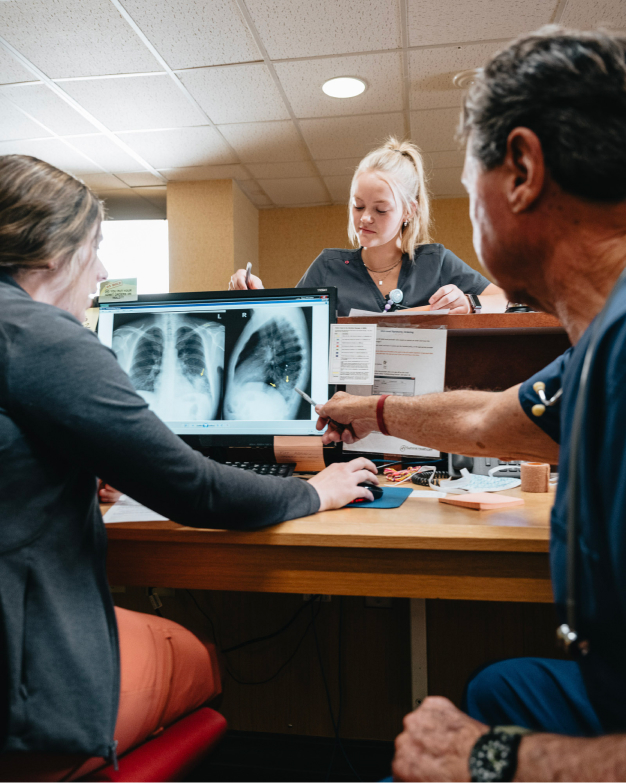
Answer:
xmin=322 ymin=76 xmax=366 ymax=99
xmin=453 ymin=69 xmax=481 ymax=89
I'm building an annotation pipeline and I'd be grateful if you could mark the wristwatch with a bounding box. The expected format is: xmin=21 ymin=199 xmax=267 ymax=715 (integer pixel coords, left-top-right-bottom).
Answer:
xmin=469 ymin=725 xmax=533 ymax=782
xmin=466 ymin=293 xmax=482 ymax=313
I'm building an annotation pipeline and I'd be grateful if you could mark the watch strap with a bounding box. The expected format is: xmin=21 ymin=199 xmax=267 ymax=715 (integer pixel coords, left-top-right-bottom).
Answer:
xmin=469 ymin=726 xmax=532 ymax=782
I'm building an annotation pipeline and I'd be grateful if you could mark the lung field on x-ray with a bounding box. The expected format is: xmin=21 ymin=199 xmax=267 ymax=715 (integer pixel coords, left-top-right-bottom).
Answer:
xmin=222 ymin=306 xmax=312 ymax=421
xmin=112 ymin=312 xmax=225 ymax=422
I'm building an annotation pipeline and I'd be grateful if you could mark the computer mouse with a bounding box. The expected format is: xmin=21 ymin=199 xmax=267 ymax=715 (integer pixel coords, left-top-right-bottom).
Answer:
xmin=357 ymin=482 xmax=383 ymax=500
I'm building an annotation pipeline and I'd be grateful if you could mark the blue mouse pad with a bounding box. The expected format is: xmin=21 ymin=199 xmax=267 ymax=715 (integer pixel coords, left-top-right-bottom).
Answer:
xmin=345 ymin=486 xmax=413 ymax=509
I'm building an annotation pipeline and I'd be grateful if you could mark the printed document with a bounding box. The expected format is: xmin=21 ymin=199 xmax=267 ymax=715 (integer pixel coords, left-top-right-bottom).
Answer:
xmin=329 ymin=323 xmax=377 ymax=385
xmin=344 ymin=327 xmax=447 ymax=457
xmin=103 ymin=495 xmax=168 ymax=523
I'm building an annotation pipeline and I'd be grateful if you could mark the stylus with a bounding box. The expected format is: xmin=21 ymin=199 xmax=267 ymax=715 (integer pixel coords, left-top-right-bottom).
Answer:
xmin=245 ymin=262 xmax=252 ymax=289
xmin=294 ymin=387 xmax=347 ymax=433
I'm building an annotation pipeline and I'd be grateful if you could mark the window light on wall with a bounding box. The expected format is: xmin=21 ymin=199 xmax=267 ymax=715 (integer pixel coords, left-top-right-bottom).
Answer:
xmin=98 ymin=220 xmax=169 ymax=296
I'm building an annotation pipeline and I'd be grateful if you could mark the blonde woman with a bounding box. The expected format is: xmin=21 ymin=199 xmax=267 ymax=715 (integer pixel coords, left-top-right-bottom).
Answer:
xmin=230 ymin=137 xmax=502 ymax=316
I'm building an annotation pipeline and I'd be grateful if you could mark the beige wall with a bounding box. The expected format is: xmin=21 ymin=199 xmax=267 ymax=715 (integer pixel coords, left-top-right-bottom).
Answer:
xmin=258 ymin=197 xmax=493 ymax=288
xmin=167 ymin=179 xmax=258 ymax=292
xmin=233 ymin=181 xmax=259 ymax=277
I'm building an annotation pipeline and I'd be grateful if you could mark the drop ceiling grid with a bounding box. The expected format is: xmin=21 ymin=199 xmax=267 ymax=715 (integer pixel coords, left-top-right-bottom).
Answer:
xmin=2 ymin=0 xmax=622 ymax=208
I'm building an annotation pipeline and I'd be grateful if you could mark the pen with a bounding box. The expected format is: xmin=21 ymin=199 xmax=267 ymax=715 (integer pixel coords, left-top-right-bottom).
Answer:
xmin=294 ymin=387 xmax=347 ymax=433
xmin=245 ymin=262 xmax=252 ymax=289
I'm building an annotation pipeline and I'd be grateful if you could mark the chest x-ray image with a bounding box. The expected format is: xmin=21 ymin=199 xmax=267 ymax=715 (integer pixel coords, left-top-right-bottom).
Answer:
xmin=112 ymin=312 xmax=225 ymax=422
xmin=222 ymin=307 xmax=311 ymax=420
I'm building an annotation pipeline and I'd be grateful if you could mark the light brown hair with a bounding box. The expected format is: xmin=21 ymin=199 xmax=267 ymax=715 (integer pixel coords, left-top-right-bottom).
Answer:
xmin=0 ymin=155 xmax=103 ymax=274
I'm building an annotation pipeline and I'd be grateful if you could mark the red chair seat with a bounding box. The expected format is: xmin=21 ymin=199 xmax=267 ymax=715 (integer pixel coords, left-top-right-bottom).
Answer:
xmin=81 ymin=708 xmax=227 ymax=783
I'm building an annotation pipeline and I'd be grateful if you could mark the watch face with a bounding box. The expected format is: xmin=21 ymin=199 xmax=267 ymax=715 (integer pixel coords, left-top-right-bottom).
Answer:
xmin=469 ymin=729 xmax=524 ymax=782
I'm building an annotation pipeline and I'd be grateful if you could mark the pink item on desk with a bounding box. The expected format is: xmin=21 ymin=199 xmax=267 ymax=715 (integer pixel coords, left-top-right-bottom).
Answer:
xmin=439 ymin=493 xmax=525 ymax=510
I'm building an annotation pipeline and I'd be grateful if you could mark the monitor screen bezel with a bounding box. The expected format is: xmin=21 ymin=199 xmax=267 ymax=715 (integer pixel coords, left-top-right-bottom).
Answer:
xmin=97 ymin=286 xmax=338 ymax=446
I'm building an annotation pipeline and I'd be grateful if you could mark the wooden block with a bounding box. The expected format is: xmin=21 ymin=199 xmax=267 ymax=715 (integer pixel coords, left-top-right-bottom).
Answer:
xmin=439 ymin=493 xmax=525 ymax=510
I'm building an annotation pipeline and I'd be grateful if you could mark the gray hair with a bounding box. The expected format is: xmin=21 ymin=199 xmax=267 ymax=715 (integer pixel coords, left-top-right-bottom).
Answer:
xmin=461 ymin=26 xmax=626 ymax=202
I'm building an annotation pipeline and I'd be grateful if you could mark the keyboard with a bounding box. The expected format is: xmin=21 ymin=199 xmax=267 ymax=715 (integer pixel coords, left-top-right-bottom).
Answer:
xmin=220 ymin=461 xmax=296 ymax=478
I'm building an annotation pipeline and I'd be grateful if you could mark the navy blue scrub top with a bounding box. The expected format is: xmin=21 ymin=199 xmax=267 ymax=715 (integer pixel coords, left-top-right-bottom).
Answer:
xmin=297 ymin=244 xmax=491 ymax=317
xmin=519 ymin=286 xmax=626 ymax=732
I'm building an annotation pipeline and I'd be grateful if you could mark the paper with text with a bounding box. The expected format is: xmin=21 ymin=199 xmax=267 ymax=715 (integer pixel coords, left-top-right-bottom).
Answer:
xmin=344 ymin=327 xmax=447 ymax=457
xmin=329 ymin=323 xmax=376 ymax=384
xmin=99 ymin=278 xmax=138 ymax=303
xmin=103 ymin=495 xmax=168 ymax=523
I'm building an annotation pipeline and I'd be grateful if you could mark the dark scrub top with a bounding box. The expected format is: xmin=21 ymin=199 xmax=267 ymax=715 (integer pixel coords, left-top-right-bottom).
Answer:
xmin=297 ymin=244 xmax=491 ymax=317
xmin=0 ymin=271 xmax=318 ymax=757
xmin=519 ymin=285 xmax=626 ymax=732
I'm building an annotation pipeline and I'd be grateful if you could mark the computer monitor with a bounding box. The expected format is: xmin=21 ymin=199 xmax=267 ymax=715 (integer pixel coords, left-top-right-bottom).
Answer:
xmin=97 ymin=287 xmax=336 ymax=439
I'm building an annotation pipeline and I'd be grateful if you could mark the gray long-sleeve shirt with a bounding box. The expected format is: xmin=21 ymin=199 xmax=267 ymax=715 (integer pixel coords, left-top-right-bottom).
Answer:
xmin=0 ymin=271 xmax=318 ymax=756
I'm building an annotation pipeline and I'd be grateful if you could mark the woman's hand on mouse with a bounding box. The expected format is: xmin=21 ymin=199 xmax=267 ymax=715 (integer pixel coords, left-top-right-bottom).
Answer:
xmin=229 ymin=269 xmax=265 ymax=290
xmin=429 ymin=284 xmax=471 ymax=314
xmin=307 ymin=457 xmax=379 ymax=510
xmin=316 ymin=392 xmax=378 ymax=445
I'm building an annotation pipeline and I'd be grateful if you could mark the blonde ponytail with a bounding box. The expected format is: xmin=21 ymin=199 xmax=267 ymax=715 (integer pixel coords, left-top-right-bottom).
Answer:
xmin=347 ymin=137 xmax=432 ymax=254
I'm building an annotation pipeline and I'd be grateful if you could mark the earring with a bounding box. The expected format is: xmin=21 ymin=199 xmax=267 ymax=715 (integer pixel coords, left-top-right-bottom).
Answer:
xmin=403 ymin=221 xmax=408 ymax=227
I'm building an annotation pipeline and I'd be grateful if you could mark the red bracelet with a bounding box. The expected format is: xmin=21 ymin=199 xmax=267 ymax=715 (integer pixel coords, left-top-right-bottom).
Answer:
xmin=376 ymin=394 xmax=391 ymax=436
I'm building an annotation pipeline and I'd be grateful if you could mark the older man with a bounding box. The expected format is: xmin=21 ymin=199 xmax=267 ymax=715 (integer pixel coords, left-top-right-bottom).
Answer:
xmin=317 ymin=27 xmax=626 ymax=782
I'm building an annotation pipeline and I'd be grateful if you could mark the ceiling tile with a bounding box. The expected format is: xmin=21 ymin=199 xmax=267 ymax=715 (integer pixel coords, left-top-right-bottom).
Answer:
xmin=0 ymin=95 xmax=51 ymax=142
xmin=246 ymin=161 xmax=317 ymax=178
xmin=68 ymin=134 xmax=153 ymax=173
xmin=324 ymin=175 xmax=352 ymax=203
xmin=246 ymin=0 xmax=401 ymax=59
xmin=429 ymin=167 xmax=466 ymax=197
xmin=117 ymin=172 xmax=165 ymax=187
xmin=62 ymin=75 xmax=203 ymax=132
xmin=0 ymin=47 xmax=36 ymax=85
xmin=117 ymin=127 xmax=238 ymax=169
xmin=218 ymin=120 xmax=308 ymax=163
xmin=1 ymin=84 xmax=96 ymax=135
xmin=160 ymin=164 xmax=250 ymax=181
xmin=121 ymin=0 xmax=259 ymax=69
xmin=561 ymin=0 xmax=626 ymax=31
xmin=315 ymin=157 xmax=361 ymax=176
xmin=300 ymin=113 xmax=405 ymax=159
xmin=407 ymin=0 xmax=558 ymax=47
xmin=132 ymin=185 xmax=167 ymax=209
xmin=99 ymin=189 xmax=166 ymax=220
xmin=410 ymin=107 xmax=462 ymax=152
xmin=237 ymin=179 xmax=269 ymax=201
xmin=409 ymin=43 xmax=501 ymax=111
xmin=275 ymin=52 xmax=403 ymax=119
xmin=180 ymin=64 xmax=289 ymax=124
xmin=0 ymin=0 xmax=162 ymax=79
xmin=258 ymin=177 xmax=329 ymax=206
xmin=423 ymin=150 xmax=466 ymax=171
xmin=0 ymin=138 xmax=103 ymax=174
xmin=79 ymin=173 xmax=130 ymax=191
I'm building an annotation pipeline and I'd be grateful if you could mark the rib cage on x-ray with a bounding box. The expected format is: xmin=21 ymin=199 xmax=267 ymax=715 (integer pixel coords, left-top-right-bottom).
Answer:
xmin=112 ymin=306 xmax=311 ymax=423
xmin=112 ymin=313 xmax=225 ymax=422
xmin=223 ymin=307 xmax=310 ymax=420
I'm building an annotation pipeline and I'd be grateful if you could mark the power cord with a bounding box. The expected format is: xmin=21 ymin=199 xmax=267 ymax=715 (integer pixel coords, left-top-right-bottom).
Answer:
xmin=186 ymin=589 xmax=325 ymax=686
xmin=311 ymin=600 xmax=362 ymax=782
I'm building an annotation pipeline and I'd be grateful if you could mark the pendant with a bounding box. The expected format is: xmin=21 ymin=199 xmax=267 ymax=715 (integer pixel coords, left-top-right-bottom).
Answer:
xmin=379 ymin=280 xmax=383 ymax=285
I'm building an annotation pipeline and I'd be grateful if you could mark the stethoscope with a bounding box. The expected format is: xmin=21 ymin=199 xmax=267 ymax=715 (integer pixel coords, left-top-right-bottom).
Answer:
xmin=384 ymin=288 xmax=411 ymax=312
xmin=553 ymin=266 xmax=626 ymax=656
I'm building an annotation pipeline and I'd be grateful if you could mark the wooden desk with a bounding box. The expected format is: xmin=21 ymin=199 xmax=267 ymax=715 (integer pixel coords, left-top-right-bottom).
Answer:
xmin=105 ymin=486 xmax=553 ymax=604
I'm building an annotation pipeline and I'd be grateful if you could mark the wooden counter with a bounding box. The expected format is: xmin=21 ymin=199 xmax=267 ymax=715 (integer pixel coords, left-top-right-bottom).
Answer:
xmin=105 ymin=485 xmax=553 ymax=604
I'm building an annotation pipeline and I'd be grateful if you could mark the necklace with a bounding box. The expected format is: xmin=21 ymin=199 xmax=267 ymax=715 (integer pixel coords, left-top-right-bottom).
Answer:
xmin=362 ymin=257 xmax=402 ymax=286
